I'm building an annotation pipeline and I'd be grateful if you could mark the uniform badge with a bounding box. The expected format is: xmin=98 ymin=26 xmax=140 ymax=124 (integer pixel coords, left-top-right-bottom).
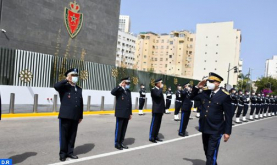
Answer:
xmin=64 ymin=1 xmax=84 ymax=38
xmin=68 ymin=93 xmax=71 ymax=99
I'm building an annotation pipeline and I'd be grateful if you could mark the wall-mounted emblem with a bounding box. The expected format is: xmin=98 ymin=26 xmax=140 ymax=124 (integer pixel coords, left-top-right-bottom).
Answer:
xmin=64 ymin=1 xmax=84 ymax=38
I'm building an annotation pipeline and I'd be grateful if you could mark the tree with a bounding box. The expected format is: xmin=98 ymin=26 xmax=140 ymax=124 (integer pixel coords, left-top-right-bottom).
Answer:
xmin=237 ymin=73 xmax=251 ymax=91
xmin=255 ymin=76 xmax=277 ymax=93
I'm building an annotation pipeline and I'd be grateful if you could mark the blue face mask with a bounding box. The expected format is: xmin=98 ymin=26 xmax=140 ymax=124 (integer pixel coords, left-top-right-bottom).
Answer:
xmin=125 ymin=85 xmax=130 ymax=89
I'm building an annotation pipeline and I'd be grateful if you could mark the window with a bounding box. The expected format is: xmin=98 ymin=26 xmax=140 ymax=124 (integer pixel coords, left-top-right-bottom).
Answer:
xmin=216 ymin=44 xmax=219 ymax=46
xmin=170 ymin=34 xmax=174 ymax=38
xmin=206 ymin=36 xmax=208 ymax=38
xmin=179 ymin=34 xmax=185 ymax=37
xmin=161 ymin=40 xmax=164 ymax=43
xmin=205 ymin=52 xmax=207 ymax=54
xmin=204 ymin=68 xmax=206 ymax=70
xmin=144 ymin=55 xmax=147 ymax=58
xmin=204 ymin=60 xmax=206 ymax=62
xmin=156 ymin=40 xmax=159 ymax=43
xmin=169 ymin=55 xmax=172 ymax=58
xmin=160 ymin=58 xmax=163 ymax=61
xmin=190 ymin=38 xmax=193 ymax=42
xmin=215 ymin=60 xmax=217 ymax=62
xmin=170 ymin=41 xmax=173 ymax=45
xmin=216 ymin=52 xmax=218 ymax=54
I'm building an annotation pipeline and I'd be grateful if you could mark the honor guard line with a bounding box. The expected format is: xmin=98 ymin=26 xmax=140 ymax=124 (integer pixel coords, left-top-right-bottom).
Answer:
xmin=47 ymin=115 xmax=274 ymax=165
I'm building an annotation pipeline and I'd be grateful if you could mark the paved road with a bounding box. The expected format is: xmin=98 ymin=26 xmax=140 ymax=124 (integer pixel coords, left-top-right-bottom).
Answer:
xmin=0 ymin=112 xmax=276 ymax=165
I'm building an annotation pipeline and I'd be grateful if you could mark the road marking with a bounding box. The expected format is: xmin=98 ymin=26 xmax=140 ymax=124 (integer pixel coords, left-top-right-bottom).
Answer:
xmin=48 ymin=116 xmax=276 ymax=165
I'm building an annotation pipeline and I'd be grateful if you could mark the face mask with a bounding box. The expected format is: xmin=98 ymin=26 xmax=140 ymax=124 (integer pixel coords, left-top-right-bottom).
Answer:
xmin=169 ymin=89 xmax=171 ymax=91
xmin=206 ymin=81 xmax=215 ymax=90
xmin=126 ymin=85 xmax=130 ymax=89
xmin=72 ymin=77 xmax=78 ymax=84
xmin=141 ymin=86 xmax=145 ymax=89
xmin=178 ymin=87 xmax=181 ymax=90
xmin=160 ymin=84 xmax=164 ymax=88
xmin=252 ymin=93 xmax=255 ymax=95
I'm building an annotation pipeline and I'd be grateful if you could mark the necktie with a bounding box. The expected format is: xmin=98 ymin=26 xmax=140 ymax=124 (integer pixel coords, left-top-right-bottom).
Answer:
xmin=211 ymin=92 xmax=215 ymax=98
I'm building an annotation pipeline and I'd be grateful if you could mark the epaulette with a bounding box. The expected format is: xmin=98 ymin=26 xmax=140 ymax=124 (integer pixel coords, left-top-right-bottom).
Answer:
xmin=221 ymin=88 xmax=229 ymax=95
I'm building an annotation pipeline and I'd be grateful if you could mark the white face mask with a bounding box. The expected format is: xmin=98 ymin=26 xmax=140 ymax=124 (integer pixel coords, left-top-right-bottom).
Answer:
xmin=72 ymin=77 xmax=79 ymax=84
xmin=207 ymin=81 xmax=215 ymax=90
xmin=126 ymin=85 xmax=130 ymax=89
xmin=160 ymin=84 xmax=164 ymax=88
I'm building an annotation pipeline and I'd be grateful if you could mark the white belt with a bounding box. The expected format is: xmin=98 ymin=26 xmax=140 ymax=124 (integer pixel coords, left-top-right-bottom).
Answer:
xmin=176 ymin=100 xmax=182 ymax=102
xmin=238 ymin=104 xmax=243 ymax=106
xmin=140 ymin=97 xmax=145 ymax=99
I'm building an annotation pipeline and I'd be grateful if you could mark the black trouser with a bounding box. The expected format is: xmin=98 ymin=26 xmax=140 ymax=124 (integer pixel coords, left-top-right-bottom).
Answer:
xmin=236 ymin=104 xmax=243 ymax=117
xmin=175 ymin=101 xmax=182 ymax=115
xmin=139 ymin=98 xmax=145 ymax=110
xmin=165 ymin=99 xmax=172 ymax=109
xmin=250 ymin=104 xmax=256 ymax=115
xmin=59 ymin=118 xmax=79 ymax=158
xmin=255 ymin=104 xmax=261 ymax=115
xmin=149 ymin=113 xmax=163 ymax=140
xmin=263 ymin=104 xmax=269 ymax=113
xmin=115 ymin=117 xmax=129 ymax=146
xmin=202 ymin=133 xmax=223 ymax=165
xmin=179 ymin=110 xmax=191 ymax=134
xmin=242 ymin=104 xmax=249 ymax=117
xmin=260 ymin=104 xmax=264 ymax=115
xmin=273 ymin=105 xmax=277 ymax=115
xmin=231 ymin=103 xmax=237 ymax=117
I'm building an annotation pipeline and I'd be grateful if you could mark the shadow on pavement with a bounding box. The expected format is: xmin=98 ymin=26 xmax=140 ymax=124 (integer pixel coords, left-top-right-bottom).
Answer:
xmin=195 ymin=126 xmax=199 ymax=131
xmin=74 ymin=143 xmax=95 ymax=155
xmin=158 ymin=133 xmax=165 ymax=139
xmin=124 ymin=138 xmax=135 ymax=145
xmin=183 ymin=158 xmax=206 ymax=165
xmin=8 ymin=152 xmax=37 ymax=164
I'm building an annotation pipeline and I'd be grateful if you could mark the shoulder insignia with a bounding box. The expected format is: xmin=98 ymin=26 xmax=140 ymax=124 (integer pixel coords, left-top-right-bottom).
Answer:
xmin=222 ymin=89 xmax=229 ymax=95
xmin=202 ymin=87 xmax=208 ymax=90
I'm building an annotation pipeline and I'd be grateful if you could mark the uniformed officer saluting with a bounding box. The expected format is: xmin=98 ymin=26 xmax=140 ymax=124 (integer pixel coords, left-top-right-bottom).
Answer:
xmin=178 ymin=83 xmax=193 ymax=137
xmin=138 ymin=84 xmax=146 ymax=116
xmin=111 ymin=77 xmax=132 ymax=150
xmin=165 ymin=87 xmax=173 ymax=114
xmin=174 ymin=84 xmax=182 ymax=121
xmin=54 ymin=68 xmax=83 ymax=162
xmin=190 ymin=72 xmax=232 ymax=165
xmin=149 ymin=78 xmax=165 ymax=143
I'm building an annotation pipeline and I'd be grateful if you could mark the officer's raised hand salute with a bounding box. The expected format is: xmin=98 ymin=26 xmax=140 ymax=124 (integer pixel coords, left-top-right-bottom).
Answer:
xmin=54 ymin=68 xmax=83 ymax=162
xmin=190 ymin=72 xmax=232 ymax=165
xmin=111 ymin=77 xmax=132 ymax=150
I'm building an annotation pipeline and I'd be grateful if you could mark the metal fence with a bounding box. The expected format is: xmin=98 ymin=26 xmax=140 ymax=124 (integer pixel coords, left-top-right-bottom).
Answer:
xmin=0 ymin=47 xmax=199 ymax=92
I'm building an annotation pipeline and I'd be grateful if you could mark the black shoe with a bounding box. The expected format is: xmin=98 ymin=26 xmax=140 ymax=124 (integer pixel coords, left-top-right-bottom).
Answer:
xmin=60 ymin=157 xmax=66 ymax=162
xmin=67 ymin=154 xmax=78 ymax=159
xmin=115 ymin=144 xmax=123 ymax=150
xmin=179 ymin=133 xmax=185 ymax=137
xmin=149 ymin=138 xmax=157 ymax=143
xmin=155 ymin=138 xmax=163 ymax=142
xmin=121 ymin=143 xmax=128 ymax=149
xmin=235 ymin=121 xmax=242 ymax=124
xmin=242 ymin=120 xmax=248 ymax=122
xmin=185 ymin=132 xmax=189 ymax=136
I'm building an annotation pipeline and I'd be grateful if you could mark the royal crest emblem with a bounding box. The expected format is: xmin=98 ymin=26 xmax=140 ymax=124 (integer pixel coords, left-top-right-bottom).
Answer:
xmin=64 ymin=1 xmax=84 ymax=38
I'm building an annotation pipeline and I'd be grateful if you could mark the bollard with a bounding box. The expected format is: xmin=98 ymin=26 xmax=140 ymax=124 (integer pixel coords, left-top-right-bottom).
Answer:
xmin=87 ymin=96 xmax=91 ymax=111
xmin=33 ymin=94 xmax=38 ymax=113
xmin=144 ymin=98 xmax=147 ymax=109
xmin=135 ymin=97 xmax=138 ymax=110
xmin=113 ymin=97 xmax=116 ymax=110
xmin=53 ymin=94 xmax=57 ymax=112
xmin=100 ymin=96 xmax=104 ymax=111
xmin=9 ymin=93 xmax=15 ymax=114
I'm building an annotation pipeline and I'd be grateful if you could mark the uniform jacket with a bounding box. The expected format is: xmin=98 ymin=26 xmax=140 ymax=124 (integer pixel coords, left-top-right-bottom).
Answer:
xmin=151 ymin=87 xmax=165 ymax=114
xmin=54 ymin=80 xmax=83 ymax=121
xmin=190 ymin=87 xmax=233 ymax=135
xmin=111 ymin=86 xmax=132 ymax=119
xmin=181 ymin=89 xmax=193 ymax=111
xmin=165 ymin=91 xmax=173 ymax=100
xmin=139 ymin=88 xmax=146 ymax=98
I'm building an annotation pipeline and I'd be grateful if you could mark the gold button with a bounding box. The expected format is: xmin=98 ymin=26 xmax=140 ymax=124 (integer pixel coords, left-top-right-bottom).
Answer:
xmin=207 ymin=106 xmax=209 ymax=108
xmin=209 ymin=101 xmax=211 ymax=103
xmin=205 ymin=115 xmax=207 ymax=117
xmin=206 ymin=110 xmax=208 ymax=112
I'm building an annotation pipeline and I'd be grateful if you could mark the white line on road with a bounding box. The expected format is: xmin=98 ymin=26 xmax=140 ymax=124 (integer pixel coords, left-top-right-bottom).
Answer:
xmin=48 ymin=116 xmax=276 ymax=165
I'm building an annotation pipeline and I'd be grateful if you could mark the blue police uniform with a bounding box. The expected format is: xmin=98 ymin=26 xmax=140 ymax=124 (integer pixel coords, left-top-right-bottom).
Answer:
xmin=111 ymin=77 xmax=132 ymax=150
xmin=149 ymin=78 xmax=165 ymax=143
xmin=54 ymin=68 xmax=83 ymax=161
xmin=190 ymin=72 xmax=232 ymax=165
xmin=249 ymin=94 xmax=257 ymax=120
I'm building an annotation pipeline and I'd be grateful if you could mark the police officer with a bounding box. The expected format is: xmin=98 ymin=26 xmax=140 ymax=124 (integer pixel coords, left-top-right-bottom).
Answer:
xmin=149 ymin=78 xmax=165 ymax=143
xmin=260 ymin=94 xmax=265 ymax=119
xmin=255 ymin=93 xmax=262 ymax=119
xmin=273 ymin=95 xmax=277 ymax=116
xmin=179 ymin=83 xmax=193 ymax=137
xmin=249 ymin=92 xmax=257 ymax=120
xmin=190 ymin=72 xmax=232 ymax=165
xmin=268 ymin=95 xmax=274 ymax=117
xmin=242 ymin=90 xmax=250 ymax=122
xmin=111 ymin=77 xmax=132 ymax=150
xmin=138 ymin=84 xmax=146 ymax=116
xmin=174 ymin=84 xmax=182 ymax=121
xmin=264 ymin=94 xmax=270 ymax=117
xmin=165 ymin=87 xmax=173 ymax=114
xmin=229 ymin=88 xmax=238 ymax=119
xmin=235 ymin=90 xmax=244 ymax=124
xmin=54 ymin=68 xmax=83 ymax=162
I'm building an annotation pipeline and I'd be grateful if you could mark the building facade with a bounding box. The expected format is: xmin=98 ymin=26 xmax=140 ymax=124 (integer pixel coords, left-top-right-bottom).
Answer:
xmin=0 ymin=0 xmax=120 ymax=65
xmin=265 ymin=55 xmax=277 ymax=78
xmin=119 ymin=15 xmax=131 ymax=33
xmin=116 ymin=31 xmax=136 ymax=69
xmin=135 ymin=31 xmax=195 ymax=78
xmin=193 ymin=22 xmax=242 ymax=86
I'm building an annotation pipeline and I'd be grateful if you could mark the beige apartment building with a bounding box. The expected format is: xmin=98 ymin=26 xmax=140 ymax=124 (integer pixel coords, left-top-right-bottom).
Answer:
xmin=135 ymin=31 xmax=195 ymax=78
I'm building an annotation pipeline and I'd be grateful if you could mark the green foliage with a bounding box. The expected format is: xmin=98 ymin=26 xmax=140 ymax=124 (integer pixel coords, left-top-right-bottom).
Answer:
xmin=237 ymin=73 xmax=252 ymax=91
xmin=255 ymin=76 xmax=277 ymax=93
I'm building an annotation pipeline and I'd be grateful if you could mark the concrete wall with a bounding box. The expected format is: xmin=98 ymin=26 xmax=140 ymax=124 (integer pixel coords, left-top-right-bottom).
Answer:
xmin=0 ymin=0 xmax=120 ymax=65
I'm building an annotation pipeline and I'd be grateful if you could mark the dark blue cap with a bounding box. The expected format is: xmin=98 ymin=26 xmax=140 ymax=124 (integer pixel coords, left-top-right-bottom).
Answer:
xmin=154 ymin=78 xmax=162 ymax=83
xmin=65 ymin=68 xmax=78 ymax=76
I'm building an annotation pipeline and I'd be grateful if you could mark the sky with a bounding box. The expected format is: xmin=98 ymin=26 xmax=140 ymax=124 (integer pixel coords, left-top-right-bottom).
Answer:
xmin=120 ymin=0 xmax=277 ymax=80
